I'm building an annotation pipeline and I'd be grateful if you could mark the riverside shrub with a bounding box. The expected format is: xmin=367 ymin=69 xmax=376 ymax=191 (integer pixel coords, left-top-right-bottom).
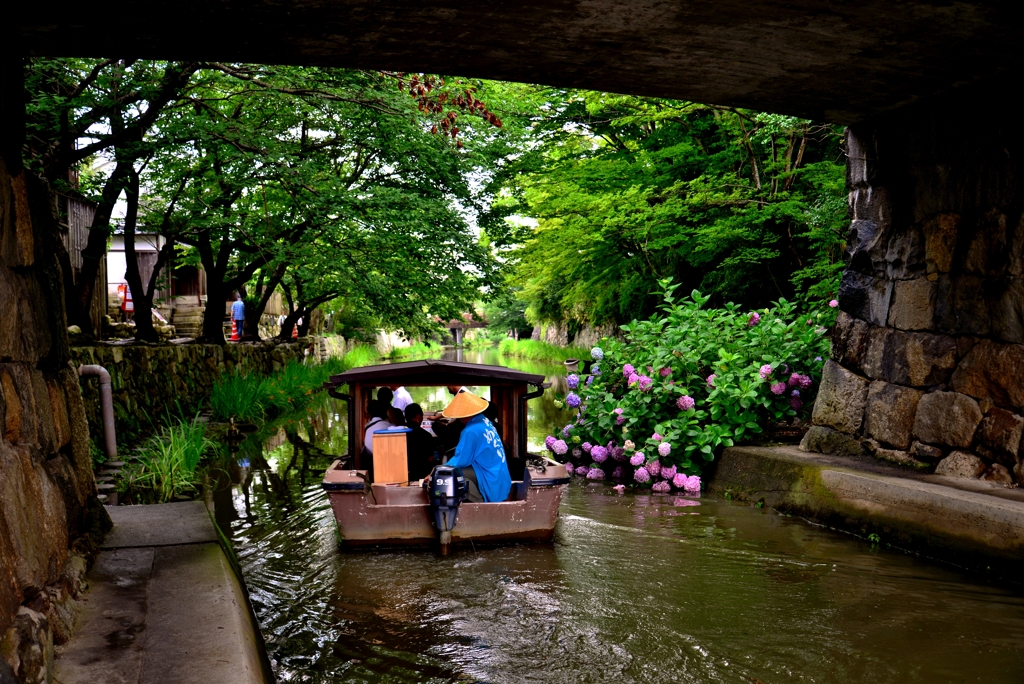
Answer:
xmin=548 ymin=280 xmax=833 ymax=489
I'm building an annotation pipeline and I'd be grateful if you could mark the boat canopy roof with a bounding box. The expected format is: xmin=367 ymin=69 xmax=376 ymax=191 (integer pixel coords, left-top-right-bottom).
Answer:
xmin=324 ymin=359 xmax=546 ymax=389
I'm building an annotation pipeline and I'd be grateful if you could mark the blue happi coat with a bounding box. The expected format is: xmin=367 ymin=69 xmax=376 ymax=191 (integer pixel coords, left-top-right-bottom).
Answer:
xmin=446 ymin=414 xmax=511 ymax=503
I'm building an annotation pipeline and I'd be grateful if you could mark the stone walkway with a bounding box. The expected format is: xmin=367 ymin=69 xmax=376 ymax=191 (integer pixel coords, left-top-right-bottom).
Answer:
xmin=55 ymin=501 xmax=270 ymax=684
xmin=709 ymin=446 xmax=1024 ymax=568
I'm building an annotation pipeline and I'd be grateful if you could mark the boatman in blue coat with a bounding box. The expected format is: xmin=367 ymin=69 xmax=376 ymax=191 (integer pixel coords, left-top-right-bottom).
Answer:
xmin=440 ymin=390 xmax=511 ymax=503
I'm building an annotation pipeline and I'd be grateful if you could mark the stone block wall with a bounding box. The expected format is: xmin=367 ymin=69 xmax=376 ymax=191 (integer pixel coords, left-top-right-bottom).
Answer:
xmin=804 ymin=105 xmax=1024 ymax=484
xmin=70 ymin=341 xmax=307 ymax=442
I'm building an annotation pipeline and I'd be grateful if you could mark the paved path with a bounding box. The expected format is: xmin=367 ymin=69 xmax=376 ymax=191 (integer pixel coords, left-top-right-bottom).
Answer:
xmin=709 ymin=446 xmax=1024 ymax=568
xmin=56 ymin=501 xmax=270 ymax=684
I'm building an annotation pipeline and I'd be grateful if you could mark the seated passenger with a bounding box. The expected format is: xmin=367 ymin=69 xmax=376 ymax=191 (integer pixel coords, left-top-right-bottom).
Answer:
xmin=376 ymin=387 xmax=394 ymax=405
xmin=440 ymin=391 xmax=512 ymax=503
xmin=404 ymin=403 xmax=436 ymax=480
xmin=387 ymin=406 xmax=406 ymax=427
xmin=362 ymin=400 xmax=394 ymax=456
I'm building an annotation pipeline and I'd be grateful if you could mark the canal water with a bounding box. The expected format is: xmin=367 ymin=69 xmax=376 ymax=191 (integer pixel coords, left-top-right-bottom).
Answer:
xmin=215 ymin=348 xmax=1024 ymax=683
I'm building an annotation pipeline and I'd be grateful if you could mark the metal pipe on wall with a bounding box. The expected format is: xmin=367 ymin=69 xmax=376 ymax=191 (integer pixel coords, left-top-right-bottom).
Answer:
xmin=78 ymin=364 xmax=117 ymax=459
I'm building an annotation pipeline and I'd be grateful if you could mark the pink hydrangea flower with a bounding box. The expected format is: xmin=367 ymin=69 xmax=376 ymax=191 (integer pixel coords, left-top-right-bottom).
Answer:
xmin=613 ymin=408 xmax=624 ymax=415
xmin=623 ymin=364 xmax=635 ymax=377
xmin=647 ymin=460 xmax=661 ymax=477
xmin=565 ymin=463 xmax=574 ymax=475
xmin=586 ymin=468 xmax=605 ymax=480
xmin=652 ymin=432 xmax=662 ymax=441
xmin=582 ymin=442 xmax=593 ymax=453
xmin=685 ymin=475 xmax=701 ymax=493
xmin=591 ymin=446 xmax=609 ymax=463
xmin=545 ymin=435 xmax=556 ymax=451
xmin=677 ymin=395 xmax=695 ymax=411
xmin=706 ymin=374 xmax=716 ymax=388
xmin=659 ymin=367 xmax=672 ymax=377
xmin=612 ymin=484 xmax=625 ymax=493
xmin=612 ymin=447 xmax=626 ymax=461
xmin=629 ymin=452 xmax=645 ymax=467
xmin=759 ymin=364 xmax=773 ymax=380
xmin=798 ymin=374 xmax=813 ymax=390
xmin=829 ymin=299 xmax=839 ymax=308
xmin=771 ymin=382 xmax=786 ymax=395
xmin=633 ymin=467 xmax=651 ymax=483
xmin=748 ymin=312 xmax=761 ymax=327
xmin=672 ymin=472 xmax=688 ymax=489
xmin=661 ymin=464 xmax=677 ymax=480
xmin=652 ymin=480 xmax=671 ymax=493
xmin=658 ymin=442 xmax=671 ymax=457
xmin=576 ymin=465 xmax=590 ymax=477
xmin=616 ymin=414 xmax=626 ymax=426
xmin=628 ymin=373 xmax=640 ymax=385
xmin=638 ymin=375 xmax=653 ymax=391
xmin=552 ymin=439 xmax=568 ymax=455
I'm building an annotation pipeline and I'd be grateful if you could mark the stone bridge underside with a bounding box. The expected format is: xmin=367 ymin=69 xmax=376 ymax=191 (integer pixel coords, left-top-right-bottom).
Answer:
xmin=4 ymin=3 xmax=1024 ymax=680
xmin=12 ymin=0 xmax=1024 ymax=123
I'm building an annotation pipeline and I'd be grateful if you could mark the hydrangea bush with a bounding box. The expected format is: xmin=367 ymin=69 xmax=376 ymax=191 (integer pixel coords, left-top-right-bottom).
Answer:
xmin=547 ymin=280 xmax=833 ymax=491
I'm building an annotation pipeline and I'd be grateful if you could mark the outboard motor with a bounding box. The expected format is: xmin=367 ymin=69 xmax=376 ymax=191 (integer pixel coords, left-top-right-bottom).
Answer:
xmin=428 ymin=466 xmax=467 ymax=554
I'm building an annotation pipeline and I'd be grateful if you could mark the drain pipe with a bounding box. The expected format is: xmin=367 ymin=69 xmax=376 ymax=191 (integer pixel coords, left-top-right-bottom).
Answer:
xmin=78 ymin=365 xmax=117 ymax=459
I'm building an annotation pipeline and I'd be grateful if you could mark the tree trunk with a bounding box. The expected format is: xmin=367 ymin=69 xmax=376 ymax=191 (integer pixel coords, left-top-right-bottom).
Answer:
xmin=121 ymin=170 xmax=160 ymax=342
xmin=199 ymin=276 xmax=227 ymax=344
xmin=242 ymin=262 xmax=286 ymax=340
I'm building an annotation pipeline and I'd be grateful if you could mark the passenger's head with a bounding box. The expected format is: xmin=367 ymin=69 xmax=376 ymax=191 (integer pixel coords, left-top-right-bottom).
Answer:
xmin=387 ymin=406 xmax=405 ymax=426
xmin=377 ymin=387 xmax=394 ymax=405
xmin=446 ymin=385 xmax=462 ymax=396
xmin=405 ymin=403 xmax=423 ymax=426
xmin=367 ymin=399 xmax=389 ymax=419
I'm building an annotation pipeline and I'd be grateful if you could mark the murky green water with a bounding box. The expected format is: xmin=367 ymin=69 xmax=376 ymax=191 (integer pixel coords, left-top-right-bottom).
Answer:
xmin=216 ymin=348 xmax=1024 ymax=683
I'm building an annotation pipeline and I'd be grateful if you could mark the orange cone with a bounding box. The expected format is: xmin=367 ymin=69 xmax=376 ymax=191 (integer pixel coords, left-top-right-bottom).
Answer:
xmin=231 ymin=320 xmax=239 ymax=341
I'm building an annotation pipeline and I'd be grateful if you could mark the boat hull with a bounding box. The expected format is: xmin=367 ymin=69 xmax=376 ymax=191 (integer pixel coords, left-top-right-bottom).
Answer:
xmin=322 ymin=459 xmax=568 ymax=548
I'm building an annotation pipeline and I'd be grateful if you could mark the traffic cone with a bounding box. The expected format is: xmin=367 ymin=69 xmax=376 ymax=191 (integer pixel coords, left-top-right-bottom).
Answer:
xmin=230 ymin=320 xmax=239 ymax=341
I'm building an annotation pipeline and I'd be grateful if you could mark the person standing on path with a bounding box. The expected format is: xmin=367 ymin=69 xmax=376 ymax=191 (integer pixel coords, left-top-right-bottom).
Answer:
xmin=231 ymin=294 xmax=245 ymax=331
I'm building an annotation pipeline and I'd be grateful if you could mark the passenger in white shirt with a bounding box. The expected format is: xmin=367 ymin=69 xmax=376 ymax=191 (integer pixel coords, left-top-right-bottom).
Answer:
xmin=390 ymin=385 xmax=414 ymax=411
xmin=362 ymin=400 xmax=394 ymax=455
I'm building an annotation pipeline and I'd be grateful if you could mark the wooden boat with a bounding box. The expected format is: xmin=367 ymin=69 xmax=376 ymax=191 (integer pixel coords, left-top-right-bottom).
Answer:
xmin=321 ymin=359 xmax=570 ymax=549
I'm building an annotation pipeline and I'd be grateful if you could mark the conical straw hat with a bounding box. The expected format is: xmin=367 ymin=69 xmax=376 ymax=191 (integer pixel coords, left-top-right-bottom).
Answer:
xmin=440 ymin=390 xmax=489 ymax=419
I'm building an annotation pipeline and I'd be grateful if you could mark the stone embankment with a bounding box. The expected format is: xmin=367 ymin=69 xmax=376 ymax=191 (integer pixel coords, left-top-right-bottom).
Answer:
xmin=69 ymin=341 xmax=308 ymax=442
xmin=708 ymin=446 xmax=1024 ymax=568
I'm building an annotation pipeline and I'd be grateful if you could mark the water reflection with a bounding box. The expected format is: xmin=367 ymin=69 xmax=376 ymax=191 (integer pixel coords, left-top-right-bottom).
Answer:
xmin=215 ymin=349 xmax=1024 ymax=683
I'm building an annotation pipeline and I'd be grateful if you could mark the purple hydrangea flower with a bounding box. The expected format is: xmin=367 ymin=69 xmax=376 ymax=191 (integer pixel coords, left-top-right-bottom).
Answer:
xmin=628 ymin=373 xmax=640 ymax=386
xmin=770 ymin=382 xmax=786 ymax=395
xmin=677 ymin=395 xmax=695 ymax=411
xmin=788 ymin=372 xmax=802 ymax=387
xmin=565 ymin=462 xmax=574 ymax=475
xmin=672 ymin=472 xmax=688 ymax=489
xmin=586 ymin=467 xmax=605 ymax=480
xmin=659 ymin=367 xmax=672 ymax=377
xmin=661 ymin=464 xmax=677 ymax=480
xmin=798 ymin=374 xmax=813 ymax=390
xmin=566 ymin=392 xmax=581 ymax=408
xmin=562 ymin=425 xmax=572 ymax=438
xmin=552 ymin=439 xmax=568 ymax=455
xmin=567 ymin=374 xmax=580 ymax=390
xmin=759 ymin=364 xmax=773 ymax=380
xmin=652 ymin=480 xmax=671 ymax=493
xmin=633 ymin=467 xmax=651 ymax=484
xmin=658 ymin=442 xmax=671 ymax=457
xmin=814 ymin=356 xmax=823 ymax=362
xmin=582 ymin=442 xmax=593 ymax=453
xmin=586 ymin=376 xmax=594 ymax=385
xmin=623 ymin=363 xmax=635 ymax=377
xmin=576 ymin=465 xmax=590 ymax=477
xmin=616 ymin=414 xmax=626 ymax=426
xmin=545 ymin=435 xmax=556 ymax=451
xmin=591 ymin=347 xmax=604 ymax=361
xmin=612 ymin=447 xmax=626 ymax=461
xmin=748 ymin=312 xmax=761 ymax=327
xmin=790 ymin=395 xmax=804 ymax=410
xmin=652 ymin=433 xmax=662 ymax=442
xmin=572 ymin=447 xmax=582 ymax=458
xmin=648 ymin=460 xmax=662 ymax=477
xmin=791 ymin=389 xmax=801 ymax=397
xmin=591 ymin=364 xmax=602 ymax=376
xmin=638 ymin=375 xmax=653 ymax=391
xmin=607 ymin=440 xmax=617 ymax=450
xmin=629 ymin=452 xmax=645 ymax=467
xmin=591 ymin=446 xmax=609 ymax=463
xmin=611 ymin=466 xmax=625 ymax=479
xmin=706 ymin=374 xmax=716 ymax=388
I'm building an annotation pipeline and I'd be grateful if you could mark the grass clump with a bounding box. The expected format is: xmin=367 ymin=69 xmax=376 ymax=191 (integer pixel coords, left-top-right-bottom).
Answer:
xmin=210 ymin=372 xmax=266 ymax=422
xmin=497 ymin=338 xmax=589 ymax=363
xmin=387 ymin=340 xmax=442 ymax=360
xmin=120 ymin=416 xmax=218 ymax=503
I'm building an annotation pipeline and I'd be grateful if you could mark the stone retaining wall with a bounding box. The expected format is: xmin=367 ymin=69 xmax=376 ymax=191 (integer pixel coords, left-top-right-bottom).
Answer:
xmin=70 ymin=341 xmax=307 ymax=443
xmin=805 ymin=106 xmax=1024 ymax=485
